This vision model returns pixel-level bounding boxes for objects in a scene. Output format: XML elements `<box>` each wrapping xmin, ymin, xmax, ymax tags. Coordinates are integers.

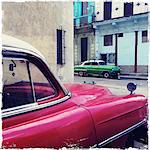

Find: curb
<box><xmin>120</xmin><ymin>73</ymin><xmax>148</xmax><ymax>77</ymax></box>
<box><xmin>119</xmin><ymin>76</ymin><xmax>148</xmax><ymax>80</ymax></box>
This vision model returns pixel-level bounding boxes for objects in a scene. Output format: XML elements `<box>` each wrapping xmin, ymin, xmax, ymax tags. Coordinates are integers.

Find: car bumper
<box><xmin>110</xmin><ymin>71</ymin><xmax>120</xmax><ymax>77</ymax></box>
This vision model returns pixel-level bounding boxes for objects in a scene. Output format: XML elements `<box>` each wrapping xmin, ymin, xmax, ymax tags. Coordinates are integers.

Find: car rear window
<box><xmin>2</xmin><ymin>58</ymin><xmax>56</xmax><ymax>109</ymax></box>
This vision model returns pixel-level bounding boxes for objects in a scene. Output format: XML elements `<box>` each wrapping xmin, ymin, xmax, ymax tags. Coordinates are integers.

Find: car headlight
<box><xmin>111</xmin><ymin>68</ymin><xmax>116</xmax><ymax>71</ymax></box>
<box><xmin>112</xmin><ymin>67</ymin><xmax>120</xmax><ymax>71</ymax></box>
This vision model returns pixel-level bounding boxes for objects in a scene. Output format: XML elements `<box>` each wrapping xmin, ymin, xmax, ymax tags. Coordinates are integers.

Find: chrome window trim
<box><xmin>28</xmin><ymin>58</ymin><xmax>58</xmax><ymax>102</ymax></box>
<box><xmin>2</xmin><ymin>103</ymin><xmax>38</xmax><ymax>118</ymax></box>
<box><xmin>2</xmin><ymin>57</ymin><xmax>36</xmax><ymax>108</ymax></box>
<box><xmin>3</xmin><ymin>57</ymin><xmax>27</xmax><ymax>61</ymax></box>
<box><xmin>2</xmin><ymin>103</ymin><xmax>37</xmax><ymax>113</ymax></box>
<box><xmin>2</xmin><ymin>92</ymin><xmax>71</xmax><ymax>118</ymax></box>
<box><xmin>92</xmin><ymin>118</ymin><xmax>147</xmax><ymax>148</ymax></box>
<box><xmin>36</xmin><ymin>95</ymin><xmax>56</xmax><ymax>102</ymax></box>
<box><xmin>2</xmin><ymin>57</ymin><xmax>59</xmax><ymax>110</ymax></box>
<box><xmin>27</xmin><ymin>62</ymin><xmax>36</xmax><ymax>103</ymax></box>
<box><xmin>3</xmin><ymin>57</ymin><xmax>57</xmax><ymax>102</ymax></box>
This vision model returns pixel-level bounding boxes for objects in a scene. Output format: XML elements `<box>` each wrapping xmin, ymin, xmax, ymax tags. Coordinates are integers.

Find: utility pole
<box><xmin>115</xmin><ymin>34</ymin><xmax>118</xmax><ymax>66</ymax></box>
<box><xmin>134</xmin><ymin>31</ymin><xmax>138</xmax><ymax>73</ymax></box>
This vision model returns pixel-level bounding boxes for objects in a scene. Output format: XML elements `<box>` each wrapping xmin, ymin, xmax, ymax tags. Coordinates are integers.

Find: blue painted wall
<box><xmin>95</xmin><ymin>13</ymin><xmax>149</xmax><ymax>69</ymax></box>
<box><xmin>74</xmin><ymin>1</ymin><xmax>95</xmax><ymax>26</ymax></box>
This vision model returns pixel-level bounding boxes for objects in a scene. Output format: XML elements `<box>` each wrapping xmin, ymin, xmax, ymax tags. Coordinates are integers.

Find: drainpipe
<box><xmin>115</xmin><ymin>34</ymin><xmax>118</xmax><ymax>66</ymax></box>
<box><xmin>134</xmin><ymin>31</ymin><xmax>138</xmax><ymax>73</ymax></box>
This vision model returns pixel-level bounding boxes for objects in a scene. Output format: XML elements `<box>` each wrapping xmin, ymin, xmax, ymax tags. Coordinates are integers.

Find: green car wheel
<box><xmin>78</xmin><ymin>71</ymin><xmax>84</xmax><ymax>77</ymax></box>
<box><xmin>78</xmin><ymin>71</ymin><xmax>88</xmax><ymax>77</ymax></box>
<box><xmin>103</xmin><ymin>72</ymin><xmax>110</xmax><ymax>78</ymax></box>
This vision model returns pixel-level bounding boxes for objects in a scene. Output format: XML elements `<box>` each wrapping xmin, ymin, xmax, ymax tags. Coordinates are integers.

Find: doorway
<box><xmin>101</xmin><ymin>54</ymin><xmax>107</xmax><ymax>64</ymax></box>
<box><xmin>81</xmin><ymin>37</ymin><xmax>88</xmax><ymax>62</ymax></box>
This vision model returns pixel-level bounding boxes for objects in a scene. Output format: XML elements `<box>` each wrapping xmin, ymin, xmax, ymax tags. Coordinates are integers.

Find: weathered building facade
<box><xmin>2</xmin><ymin>2</ymin><xmax>74</xmax><ymax>82</ymax></box>
<box><xmin>74</xmin><ymin>1</ymin><xmax>96</xmax><ymax>65</ymax></box>
<box><xmin>94</xmin><ymin>1</ymin><xmax>149</xmax><ymax>73</ymax></box>
<box><xmin>74</xmin><ymin>1</ymin><xmax>149</xmax><ymax>73</ymax></box>
<box><xmin>94</xmin><ymin>12</ymin><xmax>149</xmax><ymax>73</ymax></box>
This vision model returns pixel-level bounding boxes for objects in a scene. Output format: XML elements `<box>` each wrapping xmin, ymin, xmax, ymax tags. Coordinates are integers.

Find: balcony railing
<box><xmin>74</xmin><ymin>14</ymin><xmax>95</xmax><ymax>27</ymax></box>
<box><xmin>80</xmin><ymin>16</ymin><xmax>88</xmax><ymax>26</ymax></box>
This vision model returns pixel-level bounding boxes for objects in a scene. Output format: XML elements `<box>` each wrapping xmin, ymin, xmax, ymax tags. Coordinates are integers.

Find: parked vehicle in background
<box><xmin>74</xmin><ymin>60</ymin><xmax>120</xmax><ymax>79</ymax></box>
<box><xmin>2</xmin><ymin>35</ymin><xmax>147</xmax><ymax>149</ymax></box>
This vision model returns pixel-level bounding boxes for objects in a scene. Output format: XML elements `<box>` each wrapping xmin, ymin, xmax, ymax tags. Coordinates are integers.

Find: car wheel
<box><xmin>125</xmin><ymin>126</ymin><xmax>148</xmax><ymax>148</ymax></box>
<box><xmin>78</xmin><ymin>71</ymin><xmax>84</xmax><ymax>77</ymax></box>
<box><xmin>113</xmin><ymin>75</ymin><xmax>119</xmax><ymax>79</ymax></box>
<box><xmin>103</xmin><ymin>72</ymin><xmax>110</xmax><ymax>78</ymax></box>
<box><xmin>125</xmin><ymin>133</ymin><xmax>135</xmax><ymax>148</ymax></box>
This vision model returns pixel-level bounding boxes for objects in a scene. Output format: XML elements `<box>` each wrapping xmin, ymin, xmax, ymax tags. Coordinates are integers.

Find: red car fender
<box><xmin>3</xmin><ymin>104</ymin><xmax>96</xmax><ymax>148</ymax></box>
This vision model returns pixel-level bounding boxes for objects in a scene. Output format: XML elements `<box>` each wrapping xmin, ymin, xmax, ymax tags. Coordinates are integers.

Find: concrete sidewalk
<box><xmin>119</xmin><ymin>73</ymin><xmax>148</xmax><ymax>80</ymax></box>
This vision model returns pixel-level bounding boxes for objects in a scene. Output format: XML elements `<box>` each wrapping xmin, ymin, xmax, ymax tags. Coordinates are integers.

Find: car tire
<box><xmin>125</xmin><ymin>126</ymin><xmax>148</xmax><ymax>148</ymax></box>
<box><xmin>78</xmin><ymin>71</ymin><xmax>84</xmax><ymax>77</ymax></box>
<box><xmin>103</xmin><ymin>72</ymin><xmax>110</xmax><ymax>78</ymax></box>
<box><xmin>113</xmin><ymin>75</ymin><xmax>119</xmax><ymax>79</ymax></box>
<box><xmin>125</xmin><ymin>133</ymin><xmax>135</xmax><ymax>148</ymax></box>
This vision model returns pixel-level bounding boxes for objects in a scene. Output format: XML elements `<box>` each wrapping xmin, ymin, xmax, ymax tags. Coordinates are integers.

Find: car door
<box><xmin>79</xmin><ymin>62</ymin><xmax>91</xmax><ymax>74</ymax></box>
<box><xmin>86</xmin><ymin>96</ymin><xmax>147</xmax><ymax>148</ymax></box>
<box><xmin>89</xmin><ymin>62</ymin><xmax>100</xmax><ymax>75</ymax></box>
<box><xmin>2</xmin><ymin>50</ymin><xmax>96</xmax><ymax>148</ymax></box>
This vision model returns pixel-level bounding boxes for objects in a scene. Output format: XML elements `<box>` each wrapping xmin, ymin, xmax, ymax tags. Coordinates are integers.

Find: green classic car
<box><xmin>74</xmin><ymin>60</ymin><xmax>120</xmax><ymax>79</ymax></box>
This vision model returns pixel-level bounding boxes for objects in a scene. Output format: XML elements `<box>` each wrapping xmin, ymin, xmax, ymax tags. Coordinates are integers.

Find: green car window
<box><xmin>91</xmin><ymin>62</ymin><xmax>98</xmax><ymax>66</ymax></box>
<box><xmin>84</xmin><ymin>62</ymin><xmax>91</xmax><ymax>65</ymax></box>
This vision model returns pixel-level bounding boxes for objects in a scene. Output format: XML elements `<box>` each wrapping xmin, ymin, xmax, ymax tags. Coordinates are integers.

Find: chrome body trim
<box><xmin>2</xmin><ymin>103</ymin><xmax>38</xmax><ymax>118</ymax></box>
<box><xmin>27</xmin><ymin>62</ymin><xmax>36</xmax><ymax>103</ymax></box>
<box><xmin>2</xmin><ymin>93</ymin><xmax>71</xmax><ymax>118</ymax></box>
<box><xmin>93</xmin><ymin>118</ymin><xmax>146</xmax><ymax>148</ymax></box>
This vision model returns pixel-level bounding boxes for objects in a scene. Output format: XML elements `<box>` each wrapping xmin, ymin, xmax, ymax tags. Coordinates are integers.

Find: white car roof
<box><xmin>2</xmin><ymin>34</ymin><xmax>69</xmax><ymax>97</ymax></box>
<box><xmin>83</xmin><ymin>60</ymin><xmax>105</xmax><ymax>63</ymax></box>
<box><xmin>2</xmin><ymin>34</ymin><xmax>45</xmax><ymax>60</ymax></box>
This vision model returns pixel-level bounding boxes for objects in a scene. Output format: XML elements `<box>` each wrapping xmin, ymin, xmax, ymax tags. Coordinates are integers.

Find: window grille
<box><xmin>142</xmin><ymin>30</ymin><xmax>148</xmax><ymax>43</ymax></box>
<box><xmin>104</xmin><ymin>35</ymin><xmax>113</xmax><ymax>46</ymax></box>
<box><xmin>57</xmin><ymin>29</ymin><xmax>66</xmax><ymax>64</ymax></box>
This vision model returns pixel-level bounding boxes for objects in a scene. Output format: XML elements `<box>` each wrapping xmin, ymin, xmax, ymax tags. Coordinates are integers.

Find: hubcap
<box><xmin>104</xmin><ymin>72</ymin><xmax>109</xmax><ymax>78</ymax></box>
<box><xmin>79</xmin><ymin>72</ymin><xmax>84</xmax><ymax>76</ymax></box>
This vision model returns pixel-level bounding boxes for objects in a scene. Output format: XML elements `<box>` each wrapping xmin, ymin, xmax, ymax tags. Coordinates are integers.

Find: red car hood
<box><xmin>64</xmin><ymin>83</ymin><xmax>114</xmax><ymax>105</ymax></box>
<box><xmin>64</xmin><ymin>83</ymin><xmax>112</xmax><ymax>96</ymax></box>
<box><xmin>63</xmin><ymin>84</ymin><xmax>147</xmax><ymax>147</ymax></box>
<box><xmin>64</xmin><ymin>83</ymin><xmax>147</xmax><ymax>107</ymax></box>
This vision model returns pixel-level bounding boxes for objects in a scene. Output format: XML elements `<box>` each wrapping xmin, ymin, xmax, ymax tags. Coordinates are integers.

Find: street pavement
<box><xmin>74</xmin><ymin>76</ymin><xmax>148</xmax><ymax>97</ymax></box>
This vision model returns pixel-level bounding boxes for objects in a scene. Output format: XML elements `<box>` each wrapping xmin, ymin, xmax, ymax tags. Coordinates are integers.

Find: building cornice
<box><xmin>93</xmin><ymin>12</ymin><xmax>149</xmax><ymax>27</ymax></box>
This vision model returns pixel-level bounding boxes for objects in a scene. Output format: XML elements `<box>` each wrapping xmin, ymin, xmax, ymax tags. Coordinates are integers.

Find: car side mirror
<box><xmin>127</xmin><ymin>82</ymin><xmax>137</xmax><ymax>95</ymax></box>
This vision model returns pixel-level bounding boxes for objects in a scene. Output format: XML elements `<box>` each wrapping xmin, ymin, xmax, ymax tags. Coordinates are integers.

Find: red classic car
<box><xmin>2</xmin><ymin>35</ymin><xmax>147</xmax><ymax>148</ymax></box>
